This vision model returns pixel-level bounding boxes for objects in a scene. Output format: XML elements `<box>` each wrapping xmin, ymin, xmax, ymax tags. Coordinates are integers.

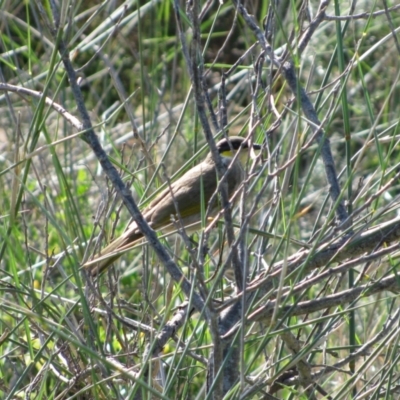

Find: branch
<box><xmin>248</xmin><ymin>216</ymin><xmax>400</xmax><ymax>296</ymax></box>
<box><xmin>231</xmin><ymin>0</ymin><xmax>349</xmax><ymax>228</ymax></box>
<box><xmin>249</xmin><ymin>274</ymin><xmax>400</xmax><ymax>322</ymax></box>
<box><xmin>46</xmin><ymin>1</ymin><xmax>207</xmax><ymax>316</ymax></box>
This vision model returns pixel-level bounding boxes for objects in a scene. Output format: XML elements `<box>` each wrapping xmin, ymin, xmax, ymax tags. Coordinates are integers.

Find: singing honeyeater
<box><xmin>84</xmin><ymin>136</ymin><xmax>261</xmax><ymax>275</ymax></box>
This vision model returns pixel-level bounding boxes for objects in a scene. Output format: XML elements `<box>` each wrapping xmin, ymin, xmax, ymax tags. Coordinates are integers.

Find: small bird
<box><xmin>84</xmin><ymin>136</ymin><xmax>261</xmax><ymax>275</ymax></box>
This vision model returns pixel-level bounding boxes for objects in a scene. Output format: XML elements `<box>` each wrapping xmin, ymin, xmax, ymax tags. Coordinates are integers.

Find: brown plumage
<box><xmin>83</xmin><ymin>136</ymin><xmax>260</xmax><ymax>275</ymax></box>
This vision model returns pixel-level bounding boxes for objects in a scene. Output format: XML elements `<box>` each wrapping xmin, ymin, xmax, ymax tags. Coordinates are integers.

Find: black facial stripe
<box><xmin>216</xmin><ymin>136</ymin><xmax>245</xmax><ymax>153</ymax></box>
<box><xmin>216</xmin><ymin>136</ymin><xmax>261</xmax><ymax>153</ymax></box>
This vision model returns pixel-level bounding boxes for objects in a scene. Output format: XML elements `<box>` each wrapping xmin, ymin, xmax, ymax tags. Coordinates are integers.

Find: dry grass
<box><xmin>1</xmin><ymin>0</ymin><xmax>400</xmax><ymax>399</ymax></box>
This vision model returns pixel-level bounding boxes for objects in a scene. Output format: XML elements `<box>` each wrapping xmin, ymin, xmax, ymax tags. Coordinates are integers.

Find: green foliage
<box><xmin>1</xmin><ymin>0</ymin><xmax>400</xmax><ymax>399</ymax></box>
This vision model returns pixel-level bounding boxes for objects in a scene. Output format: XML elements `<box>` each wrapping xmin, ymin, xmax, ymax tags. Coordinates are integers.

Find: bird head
<box><xmin>216</xmin><ymin>136</ymin><xmax>262</xmax><ymax>165</ymax></box>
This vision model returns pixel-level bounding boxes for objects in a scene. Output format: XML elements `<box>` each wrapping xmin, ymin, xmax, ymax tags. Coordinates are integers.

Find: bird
<box><xmin>83</xmin><ymin>136</ymin><xmax>261</xmax><ymax>275</ymax></box>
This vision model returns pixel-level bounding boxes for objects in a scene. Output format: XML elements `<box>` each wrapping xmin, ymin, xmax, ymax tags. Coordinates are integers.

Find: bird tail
<box><xmin>83</xmin><ymin>228</ymin><xmax>143</xmax><ymax>276</ymax></box>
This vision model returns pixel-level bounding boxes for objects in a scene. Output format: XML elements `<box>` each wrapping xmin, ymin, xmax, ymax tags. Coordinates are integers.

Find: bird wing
<box><xmin>144</xmin><ymin>161</ymin><xmax>219</xmax><ymax>228</ymax></box>
<box><xmin>84</xmin><ymin>159</ymin><xmax>244</xmax><ymax>275</ymax></box>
